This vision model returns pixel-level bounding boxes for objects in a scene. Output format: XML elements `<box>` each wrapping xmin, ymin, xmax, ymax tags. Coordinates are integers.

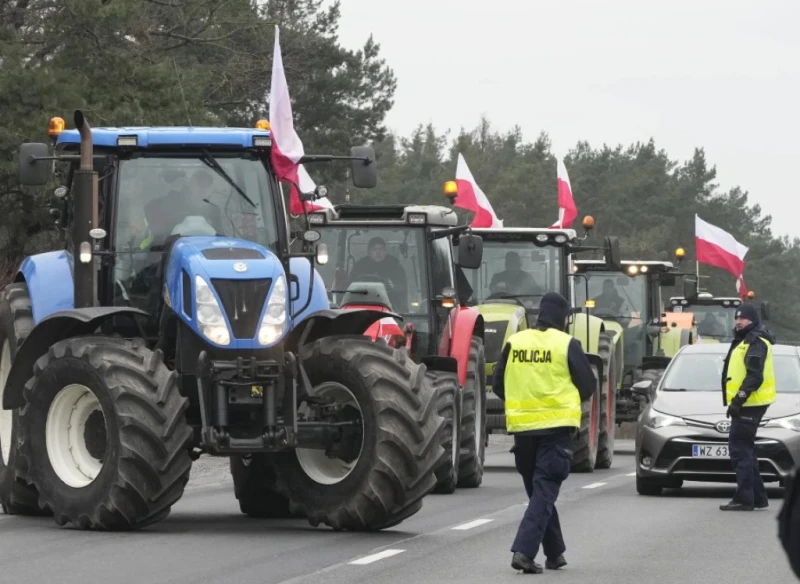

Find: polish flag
<box><xmin>454</xmin><ymin>153</ymin><xmax>503</xmax><ymax>228</ymax></box>
<box><xmin>269</xmin><ymin>26</ymin><xmax>333</xmax><ymax>215</ymax></box>
<box><xmin>695</xmin><ymin>214</ymin><xmax>749</xmax><ymax>299</ymax></box>
<box><xmin>549</xmin><ymin>157</ymin><xmax>578</xmax><ymax>229</ymax></box>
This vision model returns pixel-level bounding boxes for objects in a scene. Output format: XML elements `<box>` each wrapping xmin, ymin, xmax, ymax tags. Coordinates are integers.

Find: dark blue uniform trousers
<box><xmin>511</xmin><ymin>429</ymin><xmax>572</xmax><ymax>560</ymax></box>
<box><xmin>729</xmin><ymin>405</ymin><xmax>769</xmax><ymax>506</ymax></box>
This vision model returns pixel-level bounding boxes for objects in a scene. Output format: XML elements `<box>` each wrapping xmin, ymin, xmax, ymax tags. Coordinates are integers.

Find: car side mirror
<box><xmin>632</xmin><ymin>379</ymin><xmax>654</xmax><ymax>397</ymax></box>
<box><xmin>456</xmin><ymin>233</ymin><xmax>483</xmax><ymax>269</ymax></box>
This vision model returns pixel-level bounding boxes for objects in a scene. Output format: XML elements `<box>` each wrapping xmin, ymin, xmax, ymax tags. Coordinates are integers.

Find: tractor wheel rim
<box><xmin>295</xmin><ymin>383</ymin><xmax>363</xmax><ymax>486</ymax></box>
<box><xmin>0</xmin><ymin>341</ymin><xmax>11</xmax><ymax>466</ymax></box>
<box><xmin>46</xmin><ymin>384</ymin><xmax>107</xmax><ymax>488</ymax></box>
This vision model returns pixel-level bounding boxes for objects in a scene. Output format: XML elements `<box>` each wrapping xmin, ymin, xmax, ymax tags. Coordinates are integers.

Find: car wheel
<box><xmin>636</xmin><ymin>474</ymin><xmax>663</xmax><ymax>496</ymax></box>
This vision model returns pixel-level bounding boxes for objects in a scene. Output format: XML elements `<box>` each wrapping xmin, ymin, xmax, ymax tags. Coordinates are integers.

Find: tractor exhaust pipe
<box><xmin>72</xmin><ymin>109</ymin><xmax>98</xmax><ymax>308</ymax></box>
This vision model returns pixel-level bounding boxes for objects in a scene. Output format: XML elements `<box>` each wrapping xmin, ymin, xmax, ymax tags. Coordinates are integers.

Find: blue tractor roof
<box><xmin>55</xmin><ymin>126</ymin><xmax>272</xmax><ymax>149</ymax></box>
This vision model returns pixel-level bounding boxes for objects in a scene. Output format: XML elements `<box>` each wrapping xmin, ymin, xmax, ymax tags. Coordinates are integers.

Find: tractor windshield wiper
<box><xmin>200</xmin><ymin>149</ymin><xmax>256</xmax><ymax>208</ymax></box>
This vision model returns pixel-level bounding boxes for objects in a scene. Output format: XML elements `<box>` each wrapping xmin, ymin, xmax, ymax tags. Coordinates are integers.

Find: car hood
<box><xmin>652</xmin><ymin>391</ymin><xmax>800</xmax><ymax>421</ymax></box>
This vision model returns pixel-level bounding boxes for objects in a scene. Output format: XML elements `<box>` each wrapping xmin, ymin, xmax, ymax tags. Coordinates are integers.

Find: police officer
<box><xmin>720</xmin><ymin>302</ymin><xmax>777</xmax><ymax>511</ymax></box>
<box><xmin>492</xmin><ymin>292</ymin><xmax>597</xmax><ymax>574</ymax></box>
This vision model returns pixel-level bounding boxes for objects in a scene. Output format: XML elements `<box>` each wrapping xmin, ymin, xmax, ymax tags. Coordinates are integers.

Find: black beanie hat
<box><xmin>735</xmin><ymin>303</ymin><xmax>759</xmax><ymax>324</ymax></box>
<box><xmin>538</xmin><ymin>292</ymin><xmax>571</xmax><ymax>328</ymax></box>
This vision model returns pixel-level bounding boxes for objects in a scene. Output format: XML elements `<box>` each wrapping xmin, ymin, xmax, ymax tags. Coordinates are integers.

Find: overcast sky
<box><xmin>334</xmin><ymin>0</ymin><xmax>800</xmax><ymax>242</ymax></box>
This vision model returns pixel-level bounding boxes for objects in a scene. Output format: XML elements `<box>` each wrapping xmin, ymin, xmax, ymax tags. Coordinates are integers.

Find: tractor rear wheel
<box><xmin>272</xmin><ymin>335</ymin><xmax>444</xmax><ymax>531</ymax></box>
<box><xmin>0</xmin><ymin>283</ymin><xmax>47</xmax><ymax>516</ymax></box>
<box><xmin>457</xmin><ymin>336</ymin><xmax>487</xmax><ymax>488</ymax></box>
<box><xmin>596</xmin><ymin>332</ymin><xmax>618</xmax><ymax>469</ymax></box>
<box><xmin>432</xmin><ymin>371</ymin><xmax>461</xmax><ymax>494</ymax></box>
<box><xmin>230</xmin><ymin>454</ymin><xmax>299</xmax><ymax>518</ymax></box>
<box><xmin>19</xmin><ymin>335</ymin><xmax>193</xmax><ymax>530</ymax></box>
<box><xmin>571</xmin><ymin>362</ymin><xmax>601</xmax><ymax>472</ymax></box>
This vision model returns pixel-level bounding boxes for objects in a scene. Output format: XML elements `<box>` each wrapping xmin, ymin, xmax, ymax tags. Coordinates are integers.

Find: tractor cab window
<box><xmin>465</xmin><ymin>242</ymin><xmax>562</xmax><ymax>309</ymax></box>
<box><xmin>686</xmin><ymin>305</ymin><xmax>735</xmax><ymax>338</ymax></box>
<box><xmin>112</xmin><ymin>154</ymin><xmax>279</xmax><ymax>327</ymax></box>
<box><xmin>574</xmin><ymin>271</ymin><xmax>648</xmax><ymax>366</ymax></box>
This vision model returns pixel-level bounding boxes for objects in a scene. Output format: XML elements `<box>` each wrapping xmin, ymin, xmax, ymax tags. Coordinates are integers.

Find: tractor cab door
<box><xmin>428</xmin><ymin>236</ymin><xmax>458</xmax><ymax>360</ymax></box>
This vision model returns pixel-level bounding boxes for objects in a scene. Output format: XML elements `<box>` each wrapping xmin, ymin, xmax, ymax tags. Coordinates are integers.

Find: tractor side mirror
<box><xmin>350</xmin><ymin>146</ymin><xmax>377</xmax><ymax>189</ymax></box>
<box><xmin>660</xmin><ymin>274</ymin><xmax>676</xmax><ymax>287</ymax></box>
<box><xmin>682</xmin><ymin>276</ymin><xmax>699</xmax><ymax>303</ymax></box>
<box><xmin>604</xmin><ymin>236</ymin><xmax>622</xmax><ymax>272</ymax></box>
<box><xmin>18</xmin><ymin>143</ymin><xmax>52</xmax><ymax>186</ymax></box>
<box><xmin>632</xmin><ymin>379</ymin><xmax>654</xmax><ymax>398</ymax></box>
<box><xmin>761</xmin><ymin>301</ymin><xmax>771</xmax><ymax>322</ymax></box>
<box><xmin>456</xmin><ymin>234</ymin><xmax>483</xmax><ymax>269</ymax></box>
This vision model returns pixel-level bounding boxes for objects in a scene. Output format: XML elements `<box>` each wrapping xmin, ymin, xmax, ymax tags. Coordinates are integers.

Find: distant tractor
<box><xmin>572</xmin><ymin>250</ymin><xmax>698</xmax><ymax>423</ymax></box>
<box><xmin>668</xmin><ymin>278</ymin><xmax>770</xmax><ymax>343</ymax></box>
<box><xmin>455</xmin><ymin>215</ymin><xmax>623</xmax><ymax>472</ymax></box>
<box><xmin>306</xmin><ymin>203</ymin><xmax>488</xmax><ymax>493</ymax></box>
<box><xmin>0</xmin><ymin>112</ymin><xmax>446</xmax><ymax>531</ymax></box>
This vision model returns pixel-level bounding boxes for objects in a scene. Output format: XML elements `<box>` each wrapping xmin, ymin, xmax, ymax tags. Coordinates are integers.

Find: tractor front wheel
<box><xmin>571</xmin><ymin>362</ymin><xmax>601</xmax><ymax>472</ymax></box>
<box><xmin>272</xmin><ymin>335</ymin><xmax>444</xmax><ymax>531</ymax></box>
<box><xmin>0</xmin><ymin>283</ymin><xmax>47</xmax><ymax>516</ymax></box>
<box><xmin>432</xmin><ymin>371</ymin><xmax>462</xmax><ymax>494</ymax></box>
<box><xmin>457</xmin><ymin>336</ymin><xmax>487</xmax><ymax>488</ymax></box>
<box><xmin>19</xmin><ymin>336</ymin><xmax>193</xmax><ymax>530</ymax></box>
<box><xmin>596</xmin><ymin>331</ymin><xmax>618</xmax><ymax>469</ymax></box>
<box><xmin>230</xmin><ymin>454</ymin><xmax>300</xmax><ymax>518</ymax></box>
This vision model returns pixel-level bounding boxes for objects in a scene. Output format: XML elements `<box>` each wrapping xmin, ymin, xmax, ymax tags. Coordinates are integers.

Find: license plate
<box><xmin>692</xmin><ymin>443</ymin><xmax>729</xmax><ymax>458</ymax></box>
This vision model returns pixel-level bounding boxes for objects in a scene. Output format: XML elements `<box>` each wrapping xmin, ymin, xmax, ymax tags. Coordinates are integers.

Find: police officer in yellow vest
<box><xmin>720</xmin><ymin>302</ymin><xmax>776</xmax><ymax>511</ymax></box>
<box><xmin>492</xmin><ymin>292</ymin><xmax>597</xmax><ymax>574</ymax></box>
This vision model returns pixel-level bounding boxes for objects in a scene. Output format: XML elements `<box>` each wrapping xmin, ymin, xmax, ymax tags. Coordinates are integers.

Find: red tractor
<box><xmin>306</xmin><ymin>203</ymin><xmax>487</xmax><ymax>493</ymax></box>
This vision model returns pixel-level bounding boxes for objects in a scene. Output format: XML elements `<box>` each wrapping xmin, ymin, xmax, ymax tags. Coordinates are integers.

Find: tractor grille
<box><xmin>211</xmin><ymin>278</ymin><xmax>272</xmax><ymax>339</ymax></box>
<box><xmin>483</xmin><ymin>322</ymin><xmax>510</xmax><ymax>363</ymax></box>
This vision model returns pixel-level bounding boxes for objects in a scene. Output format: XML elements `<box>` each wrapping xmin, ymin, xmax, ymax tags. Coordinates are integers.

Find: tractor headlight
<box><xmin>195</xmin><ymin>275</ymin><xmax>231</xmax><ymax>346</ymax></box>
<box><xmin>259</xmin><ymin>274</ymin><xmax>287</xmax><ymax>345</ymax></box>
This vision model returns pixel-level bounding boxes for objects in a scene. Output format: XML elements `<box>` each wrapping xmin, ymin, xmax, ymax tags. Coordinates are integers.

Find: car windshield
<box><xmin>574</xmin><ymin>270</ymin><xmax>648</xmax><ymax>366</ymax></box>
<box><xmin>314</xmin><ymin>225</ymin><xmax>430</xmax><ymax>316</ymax></box>
<box><xmin>661</xmin><ymin>352</ymin><xmax>800</xmax><ymax>393</ymax></box>
<box><xmin>464</xmin><ymin>242</ymin><xmax>563</xmax><ymax>308</ymax></box>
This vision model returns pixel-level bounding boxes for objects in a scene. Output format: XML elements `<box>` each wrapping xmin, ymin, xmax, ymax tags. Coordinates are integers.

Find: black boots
<box><xmin>512</xmin><ymin>552</ymin><xmax>567</xmax><ymax>573</ymax></box>
<box><xmin>720</xmin><ymin>500</ymin><xmax>754</xmax><ymax>511</ymax></box>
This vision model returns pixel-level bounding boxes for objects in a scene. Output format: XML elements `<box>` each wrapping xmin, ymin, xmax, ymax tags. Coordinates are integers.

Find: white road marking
<box><xmin>627</xmin><ymin>472</ymin><xmax>636</xmax><ymax>476</ymax></box>
<box><xmin>582</xmin><ymin>482</ymin><xmax>607</xmax><ymax>489</ymax></box>
<box><xmin>451</xmin><ymin>518</ymin><xmax>494</xmax><ymax>530</ymax></box>
<box><xmin>349</xmin><ymin>550</ymin><xmax>405</xmax><ymax>565</ymax></box>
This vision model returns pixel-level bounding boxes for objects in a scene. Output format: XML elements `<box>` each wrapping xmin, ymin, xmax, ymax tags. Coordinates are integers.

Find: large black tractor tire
<box><xmin>571</xmin><ymin>362</ymin><xmax>601</xmax><ymax>473</ymax></box>
<box><xmin>595</xmin><ymin>332</ymin><xmax>618</xmax><ymax>470</ymax></box>
<box><xmin>0</xmin><ymin>283</ymin><xmax>48</xmax><ymax>516</ymax></box>
<box><xmin>19</xmin><ymin>335</ymin><xmax>194</xmax><ymax>530</ymax></box>
<box><xmin>431</xmin><ymin>371</ymin><xmax>462</xmax><ymax>494</ymax></box>
<box><xmin>457</xmin><ymin>336</ymin><xmax>487</xmax><ymax>488</ymax></box>
<box><xmin>271</xmin><ymin>335</ymin><xmax>445</xmax><ymax>531</ymax></box>
<box><xmin>230</xmin><ymin>454</ymin><xmax>299</xmax><ymax>518</ymax></box>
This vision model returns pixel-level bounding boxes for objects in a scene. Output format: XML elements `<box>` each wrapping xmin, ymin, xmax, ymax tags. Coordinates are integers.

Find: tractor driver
<box><xmin>350</xmin><ymin>237</ymin><xmax>409</xmax><ymax>311</ymax></box>
<box><xmin>490</xmin><ymin>252</ymin><xmax>541</xmax><ymax>297</ymax></box>
<box><xmin>592</xmin><ymin>278</ymin><xmax>624</xmax><ymax>314</ymax></box>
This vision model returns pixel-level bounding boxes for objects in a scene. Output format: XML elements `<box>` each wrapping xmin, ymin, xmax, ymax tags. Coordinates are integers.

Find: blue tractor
<box><xmin>0</xmin><ymin>111</ymin><xmax>445</xmax><ymax>531</ymax></box>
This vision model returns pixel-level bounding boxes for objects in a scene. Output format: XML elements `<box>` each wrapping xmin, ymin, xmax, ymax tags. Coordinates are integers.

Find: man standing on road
<box><xmin>720</xmin><ymin>303</ymin><xmax>776</xmax><ymax>511</ymax></box>
<box><xmin>492</xmin><ymin>292</ymin><xmax>597</xmax><ymax>574</ymax></box>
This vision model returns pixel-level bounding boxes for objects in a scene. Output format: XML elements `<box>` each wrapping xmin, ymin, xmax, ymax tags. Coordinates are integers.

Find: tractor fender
<box><xmin>16</xmin><ymin>251</ymin><xmax>75</xmax><ymax>324</ymax></box>
<box><xmin>420</xmin><ymin>355</ymin><xmax>459</xmax><ymax>375</ymax></box>
<box><xmin>447</xmin><ymin>307</ymin><xmax>484</xmax><ymax>387</ymax></box>
<box><xmin>585</xmin><ymin>353</ymin><xmax>604</xmax><ymax>391</ymax></box>
<box><xmin>2</xmin><ymin>306</ymin><xmax>149</xmax><ymax>410</ymax></box>
<box><xmin>284</xmin><ymin>308</ymin><xmax>402</xmax><ymax>352</ymax></box>
<box><xmin>569</xmin><ymin>312</ymin><xmax>605</xmax><ymax>355</ymax></box>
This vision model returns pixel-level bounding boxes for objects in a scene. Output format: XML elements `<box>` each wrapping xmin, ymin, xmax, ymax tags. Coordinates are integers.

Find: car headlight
<box><xmin>259</xmin><ymin>274</ymin><xmax>286</xmax><ymax>345</ymax></box>
<box><xmin>645</xmin><ymin>408</ymin><xmax>686</xmax><ymax>429</ymax></box>
<box><xmin>766</xmin><ymin>414</ymin><xmax>800</xmax><ymax>432</ymax></box>
<box><xmin>195</xmin><ymin>275</ymin><xmax>231</xmax><ymax>346</ymax></box>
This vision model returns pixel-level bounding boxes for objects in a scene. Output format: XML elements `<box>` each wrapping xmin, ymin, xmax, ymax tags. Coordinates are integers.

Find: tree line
<box><xmin>1</xmin><ymin>0</ymin><xmax>797</xmax><ymax>338</ymax></box>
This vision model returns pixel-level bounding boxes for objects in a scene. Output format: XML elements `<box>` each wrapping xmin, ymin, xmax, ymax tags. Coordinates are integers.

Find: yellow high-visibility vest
<box><xmin>726</xmin><ymin>336</ymin><xmax>776</xmax><ymax>407</ymax></box>
<box><xmin>503</xmin><ymin>327</ymin><xmax>582</xmax><ymax>432</ymax></box>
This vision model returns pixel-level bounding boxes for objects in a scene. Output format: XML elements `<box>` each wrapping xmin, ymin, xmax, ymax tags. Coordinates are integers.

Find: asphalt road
<box><xmin>1</xmin><ymin>437</ymin><xmax>797</xmax><ymax>584</ymax></box>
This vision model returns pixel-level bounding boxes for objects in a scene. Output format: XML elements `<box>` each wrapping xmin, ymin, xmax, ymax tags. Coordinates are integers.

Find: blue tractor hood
<box><xmin>164</xmin><ymin>236</ymin><xmax>287</xmax><ymax>351</ymax></box>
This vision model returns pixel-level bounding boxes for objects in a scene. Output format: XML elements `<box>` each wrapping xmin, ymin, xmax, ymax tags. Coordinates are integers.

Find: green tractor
<box><xmin>572</xmin><ymin>250</ymin><xmax>698</xmax><ymax>426</ymax></box>
<box><xmin>668</xmin><ymin>278</ymin><xmax>770</xmax><ymax>344</ymax></box>
<box><xmin>456</xmin><ymin>216</ymin><xmax>624</xmax><ymax>472</ymax></box>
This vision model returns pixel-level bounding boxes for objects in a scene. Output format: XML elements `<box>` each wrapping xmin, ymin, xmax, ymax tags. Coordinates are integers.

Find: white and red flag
<box><xmin>454</xmin><ymin>153</ymin><xmax>503</xmax><ymax>228</ymax></box>
<box><xmin>694</xmin><ymin>214</ymin><xmax>749</xmax><ymax>299</ymax></box>
<box><xmin>269</xmin><ymin>25</ymin><xmax>332</xmax><ymax>215</ymax></box>
<box><xmin>550</xmin><ymin>157</ymin><xmax>578</xmax><ymax>229</ymax></box>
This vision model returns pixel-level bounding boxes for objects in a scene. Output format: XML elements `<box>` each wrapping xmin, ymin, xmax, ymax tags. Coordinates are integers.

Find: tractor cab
<box><xmin>306</xmin><ymin>204</ymin><xmax>483</xmax><ymax>363</ymax></box>
<box><xmin>668</xmin><ymin>292</ymin><xmax>741</xmax><ymax>342</ymax></box>
<box><xmin>572</xmin><ymin>255</ymin><xmax>695</xmax><ymax>389</ymax></box>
